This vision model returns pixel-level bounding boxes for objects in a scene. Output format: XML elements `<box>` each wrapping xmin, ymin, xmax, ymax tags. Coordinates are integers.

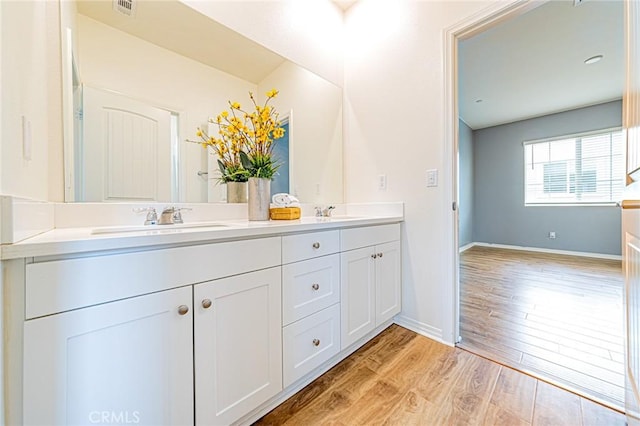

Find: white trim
<box><xmin>522</xmin><ymin>126</ymin><xmax>623</xmax><ymax>146</ymax></box>
<box><xmin>393</xmin><ymin>316</ymin><xmax>452</xmax><ymax>347</ymax></box>
<box><xmin>472</xmin><ymin>241</ymin><xmax>622</xmax><ymax>260</ymax></box>
<box><xmin>459</xmin><ymin>242</ymin><xmax>476</xmax><ymax>253</ymax></box>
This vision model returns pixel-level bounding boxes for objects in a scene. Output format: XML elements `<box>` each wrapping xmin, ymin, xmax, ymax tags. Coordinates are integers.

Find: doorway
<box><xmin>448</xmin><ymin>2</ymin><xmax>623</xmax><ymax>408</ymax></box>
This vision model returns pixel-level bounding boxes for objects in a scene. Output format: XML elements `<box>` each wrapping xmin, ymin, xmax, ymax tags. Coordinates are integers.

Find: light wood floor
<box><xmin>459</xmin><ymin>246</ymin><xmax>624</xmax><ymax>412</ymax></box>
<box><xmin>255</xmin><ymin>325</ymin><xmax>624</xmax><ymax>425</ymax></box>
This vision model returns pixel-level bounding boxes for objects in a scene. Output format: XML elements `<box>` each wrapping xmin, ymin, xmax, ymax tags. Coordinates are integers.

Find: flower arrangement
<box><xmin>189</xmin><ymin>89</ymin><xmax>285</xmax><ymax>182</ymax></box>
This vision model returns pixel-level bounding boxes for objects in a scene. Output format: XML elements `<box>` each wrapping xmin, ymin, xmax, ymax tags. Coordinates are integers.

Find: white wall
<box><xmin>343</xmin><ymin>1</ymin><xmax>494</xmax><ymax>343</ymax></box>
<box><xmin>259</xmin><ymin>61</ymin><xmax>343</xmax><ymax>203</ymax></box>
<box><xmin>181</xmin><ymin>0</ymin><xmax>344</xmax><ymax>88</ymax></box>
<box><xmin>76</xmin><ymin>15</ymin><xmax>257</xmax><ymax>202</ymax></box>
<box><xmin>1</xmin><ymin>1</ymin><xmax>55</xmax><ymax>202</ymax></box>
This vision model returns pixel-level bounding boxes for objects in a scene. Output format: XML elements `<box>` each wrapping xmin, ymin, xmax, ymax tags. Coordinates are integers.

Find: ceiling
<box><xmin>77</xmin><ymin>0</ymin><xmax>286</xmax><ymax>84</ymax></box>
<box><xmin>459</xmin><ymin>0</ymin><xmax>624</xmax><ymax>130</ymax></box>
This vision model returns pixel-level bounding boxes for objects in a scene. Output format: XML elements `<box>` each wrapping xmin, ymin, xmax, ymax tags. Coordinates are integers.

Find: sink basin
<box><xmin>299</xmin><ymin>216</ymin><xmax>363</xmax><ymax>223</ymax></box>
<box><xmin>91</xmin><ymin>222</ymin><xmax>229</xmax><ymax>235</ymax></box>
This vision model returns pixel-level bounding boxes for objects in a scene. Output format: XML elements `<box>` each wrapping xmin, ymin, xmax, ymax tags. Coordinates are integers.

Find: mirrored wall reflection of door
<box><xmin>81</xmin><ymin>86</ymin><xmax>175</xmax><ymax>202</ymax></box>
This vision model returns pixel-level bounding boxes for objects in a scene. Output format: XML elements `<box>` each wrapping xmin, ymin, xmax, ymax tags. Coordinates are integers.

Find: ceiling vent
<box><xmin>113</xmin><ymin>0</ymin><xmax>136</xmax><ymax>17</ymax></box>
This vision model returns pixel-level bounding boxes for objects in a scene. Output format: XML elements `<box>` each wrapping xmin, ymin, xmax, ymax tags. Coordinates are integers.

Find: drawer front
<box><xmin>282</xmin><ymin>254</ymin><xmax>340</xmax><ymax>325</ymax></box>
<box><xmin>340</xmin><ymin>223</ymin><xmax>400</xmax><ymax>252</ymax></box>
<box><xmin>282</xmin><ymin>230</ymin><xmax>340</xmax><ymax>264</ymax></box>
<box><xmin>282</xmin><ymin>303</ymin><xmax>340</xmax><ymax>388</ymax></box>
<box><xmin>25</xmin><ymin>237</ymin><xmax>281</xmax><ymax>319</ymax></box>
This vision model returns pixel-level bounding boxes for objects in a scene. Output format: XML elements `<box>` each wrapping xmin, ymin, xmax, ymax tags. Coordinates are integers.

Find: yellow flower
<box><xmin>221</xmin><ymin>111</ymin><xmax>229</xmax><ymax>118</ymax></box>
<box><xmin>231</xmin><ymin>102</ymin><xmax>241</xmax><ymax>109</ymax></box>
<box><xmin>266</xmin><ymin>89</ymin><xmax>279</xmax><ymax>98</ymax></box>
<box><xmin>196</xmin><ymin>128</ymin><xmax>203</xmax><ymax>137</ymax></box>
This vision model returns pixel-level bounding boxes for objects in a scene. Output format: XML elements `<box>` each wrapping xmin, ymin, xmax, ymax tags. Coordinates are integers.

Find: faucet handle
<box><xmin>133</xmin><ymin>207</ymin><xmax>158</xmax><ymax>225</ymax></box>
<box><xmin>172</xmin><ymin>207</ymin><xmax>192</xmax><ymax>224</ymax></box>
<box><xmin>315</xmin><ymin>206</ymin><xmax>323</xmax><ymax>217</ymax></box>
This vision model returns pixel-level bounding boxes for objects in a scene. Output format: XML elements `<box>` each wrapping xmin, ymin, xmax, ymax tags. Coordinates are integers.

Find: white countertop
<box><xmin>1</xmin><ymin>215</ymin><xmax>403</xmax><ymax>260</ymax></box>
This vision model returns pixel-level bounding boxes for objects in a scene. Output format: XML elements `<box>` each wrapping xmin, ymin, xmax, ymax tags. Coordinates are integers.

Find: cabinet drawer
<box><xmin>282</xmin><ymin>254</ymin><xmax>340</xmax><ymax>325</ymax></box>
<box><xmin>341</xmin><ymin>223</ymin><xmax>400</xmax><ymax>252</ymax></box>
<box><xmin>25</xmin><ymin>237</ymin><xmax>281</xmax><ymax>319</ymax></box>
<box><xmin>282</xmin><ymin>230</ymin><xmax>340</xmax><ymax>264</ymax></box>
<box><xmin>283</xmin><ymin>303</ymin><xmax>340</xmax><ymax>387</ymax></box>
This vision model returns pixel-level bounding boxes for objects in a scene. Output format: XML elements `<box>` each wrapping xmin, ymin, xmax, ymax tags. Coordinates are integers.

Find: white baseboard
<box><xmin>459</xmin><ymin>242</ymin><xmax>475</xmax><ymax>253</ymax></box>
<box><xmin>393</xmin><ymin>315</ymin><xmax>454</xmax><ymax>347</ymax></box>
<box><xmin>471</xmin><ymin>242</ymin><xmax>622</xmax><ymax>261</ymax></box>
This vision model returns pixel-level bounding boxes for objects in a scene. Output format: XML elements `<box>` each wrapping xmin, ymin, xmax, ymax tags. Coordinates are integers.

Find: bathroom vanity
<box><xmin>1</xmin><ymin>206</ymin><xmax>402</xmax><ymax>425</ymax></box>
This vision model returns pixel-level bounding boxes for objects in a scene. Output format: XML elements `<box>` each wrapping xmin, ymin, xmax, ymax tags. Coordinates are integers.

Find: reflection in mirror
<box><xmin>61</xmin><ymin>0</ymin><xmax>343</xmax><ymax>204</ymax></box>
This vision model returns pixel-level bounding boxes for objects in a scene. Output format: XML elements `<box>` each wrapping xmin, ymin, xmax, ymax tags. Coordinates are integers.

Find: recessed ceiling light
<box><xmin>584</xmin><ymin>55</ymin><xmax>603</xmax><ymax>65</ymax></box>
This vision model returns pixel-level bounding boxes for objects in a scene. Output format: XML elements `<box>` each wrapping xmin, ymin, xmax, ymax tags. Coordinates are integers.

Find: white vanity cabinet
<box><xmin>23</xmin><ymin>286</ymin><xmax>194</xmax><ymax>426</ymax></box>
<box><xmin>281</xmin><ymin>231</ymin><xmax>341</xmax><ymax>387</ymax></box>
<box><xmin>20</xmin><ymin>236</ymin><xmax>282</xmax><ymax>426</ymax></box>
<box><xmin>340</xmin><ymin>224</ymin><xmax>401</xmax><ymax>349</ymax></box>
<box><xmin>194</xmin><ymin>267</ymin><xmax>282</xmax><ymax>425</ymax></box>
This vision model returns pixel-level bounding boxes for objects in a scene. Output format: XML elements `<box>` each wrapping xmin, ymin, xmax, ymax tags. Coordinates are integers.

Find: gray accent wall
<box><xmin>459</xmin><ymin>119</ymin><xmax>474</xmax><ymax>248</ymax></box>
<box><xmin>473</xmin><ymin>100</ymin><xmax>622</xmax><ymax>256</ymax></box>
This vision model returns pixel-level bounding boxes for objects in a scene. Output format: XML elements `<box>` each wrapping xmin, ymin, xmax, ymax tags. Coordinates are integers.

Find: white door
<box><xmin>82</xmin><ymin>86</ymin><xmax>172</xmax><ymax>202</ymax></box>
<box><xmin>625</xmin><ymin>0</ymin><xmax>640</xmax><ymax>424</ymax></box>
<box><xmin>375</xmin><ymin>240</ymin><xmax>402</xmax><ymax>326</ymax></box>
<box><xmin>23</xmin><ymin>286</ymin><xmax>194</xmax><ymax>426</ymax></box>
<box><xmin>340</xmin><ymin>246</ymin><xmax>376</xmax><ymax>349</ymax></box>
<box><xmin>194</xmin><ymin>267</ymin><xmax>282</xmax><ymax>425</ymax></box>
<box><xmin>625</xmin><ymin>218</ymin><xmax>640</xmax><ymax>425</ymax></box>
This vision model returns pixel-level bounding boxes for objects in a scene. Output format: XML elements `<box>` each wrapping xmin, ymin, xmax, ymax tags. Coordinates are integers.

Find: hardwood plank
<box><xmin>256</xmin><ymin>325</ymin><xmax>624</xmax><ymax>426</ymax></box>
<box><xmin>459</xmin><ymin>246</ymin><xmax>625</xmax><ymax>410</ymax></box>
<box><xmin>580</xmin><ymin>397</ymin><xmax>626</xmax><ymax>426</ymax></box>
<box><xmin>382</xmin><ymin>390</ymin><xmax>436</xmax><ymax>426</ymax></box>
<box><xmin>430</xmin><ymin>353</ymin><xmax>502</xmax><ymax>425</ymax></box>
<box><xmin>533</xmin><ymin>381</ymin><xmax>582</xmax><ymax>426</ymax></box>
<box><xmin>490</xmin><ymin>366</ymin><xmax>537</xmax><ymax>423</ymax></box>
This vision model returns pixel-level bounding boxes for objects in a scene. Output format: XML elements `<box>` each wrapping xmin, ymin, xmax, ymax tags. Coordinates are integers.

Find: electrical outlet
<box><xmin>426</xmin><ymin>169</ymin><xmax>438</xmax><ymax>187</ymax></box>
<box><xmin>549</xmin><ymin>231</ymin><xmax>556</xmax><ymax>239</ymax></box>
<box><xmin>378</xmin><ymin>174</ymin><xmax>387</xmax><ymax>190</ymax></box>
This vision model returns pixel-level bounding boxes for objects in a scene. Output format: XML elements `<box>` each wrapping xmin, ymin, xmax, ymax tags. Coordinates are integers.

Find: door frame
<box><xmin>442</xmin><ymin>0</ymin><xmax>548</xmax><ymax>345</ymax></box>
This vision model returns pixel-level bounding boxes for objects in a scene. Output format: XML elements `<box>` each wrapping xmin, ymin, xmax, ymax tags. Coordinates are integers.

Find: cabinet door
<box><xmin>340</xmin><ymin>246</ymin><xmax>376</xmax><ymax>349</ymax></box>
<box><xmin>375</xmin><ymin>240</ymin><xmax>402</xmax><ymax>326</ymax></box>
<box><xmin>23</xmin><ymin>286</ymin><xmax>194</xmax><ymax>426</ymax></box>
<box><xmin>194</xmin><ymin>267</ymin><xmax>282</xmax><ymax>425</ymax></box>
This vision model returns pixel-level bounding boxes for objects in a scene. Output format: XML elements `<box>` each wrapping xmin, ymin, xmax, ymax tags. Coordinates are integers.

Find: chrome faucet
<box><xmin>315</xmin><ymin>206</ymin><xmax>335</xmax><ymax>217</ymax></box>
<box><xmin>159</xmin><ymin>207</ymin><xmax>192</xmax><ymax>225</ymax></box>
<box><xmin>134</xmin><ymin>207</ymin><xmax>158</xmax><ymax>225</ymax></box>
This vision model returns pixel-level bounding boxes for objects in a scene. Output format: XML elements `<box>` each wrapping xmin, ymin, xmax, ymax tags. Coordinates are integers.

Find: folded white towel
<box><xmin>272</xmin><ymin>193</ymin><xmax>300</xmax><ymax>208</ymax></box>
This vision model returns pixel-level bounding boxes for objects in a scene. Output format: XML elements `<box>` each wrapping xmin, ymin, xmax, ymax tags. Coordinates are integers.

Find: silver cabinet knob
<box><xmin>312</xmin><ymin>283</ymin><xmax>320</xmax><ymax>291</ymax></box>
<box><xmin>312</xmin><ymin>339</ymin><xmax>320</xmax><ymax>346</ymax></box>
<box><xmin>312</xmin><ymin>242</ymin><xmax>320</xmax><ymax>249</ymax></box>
<box><xmin>371</xmin><ymin>254</ymin><xmax>378</xmax><ymax>259</ymax></box>
<box><xmin>378</xmin><ymin>253</ymin><xmax>383</xmax><ymax>258</ymax></box>
<box><xmin>202</xmin><ymin>299</ymin><xmax>212</xmax><ymax>309</ymax></box>
<box><xmin>178</xmin><ymin>305</ymin><xmax>189</xmax><ymax>315</ymax></box>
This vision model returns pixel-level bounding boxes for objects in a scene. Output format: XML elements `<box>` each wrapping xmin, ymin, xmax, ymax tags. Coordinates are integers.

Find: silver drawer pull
<box><xmin>312</xmin><ymin>338</ymin><xmax>321</xmax><ymax>347</ymax></box>
<box><xmin>371</xmin><ymin>254</ymin><xmax>378</xmax><ymax>259</ymax></box>
<box><xmin>312</xmin><ymin>242</ymin><xmax>320</xmax><ymax>249</ymax></box>
<box><xmin>178</xmin><ymin>305</ymin><xmax>189</xmax><ymax>315</ymax></box>
<box><xmin>202</xmin><ymin>299</ymin><xmax>212</xmax><ymax>309</ymax></box>
<box><xmin>312</xmin><ymin>283</ymin><xmax>320</xmax><ymax>291</ymax></box>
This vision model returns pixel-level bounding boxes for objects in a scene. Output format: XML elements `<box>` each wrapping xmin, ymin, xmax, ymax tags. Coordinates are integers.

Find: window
<box><xmin>524</xmin><ymin>129</ymin><xmax>624</xmax><ymax>205</ymax></box>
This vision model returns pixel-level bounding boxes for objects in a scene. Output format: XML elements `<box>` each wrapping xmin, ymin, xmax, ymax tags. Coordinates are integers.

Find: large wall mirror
<box><xmin>60</xmin><ymin>0</ymin><xmax>343</xmax><ymax>204</ymax></box>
